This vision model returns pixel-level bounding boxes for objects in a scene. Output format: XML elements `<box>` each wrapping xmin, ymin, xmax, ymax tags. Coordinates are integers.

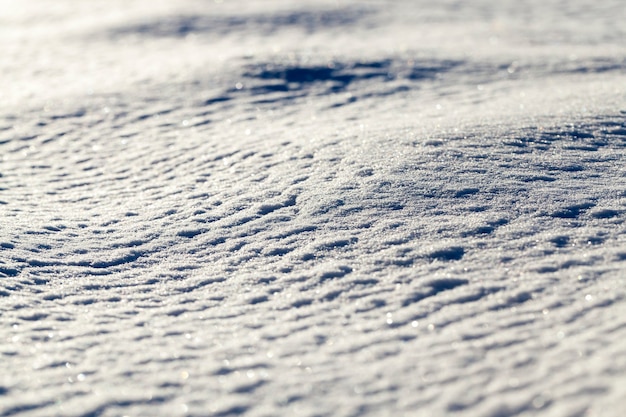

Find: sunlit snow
<box><xmin>1</xmin><ymin>0</ymin><xmax>626</xmax><ymax>416</ymax></box>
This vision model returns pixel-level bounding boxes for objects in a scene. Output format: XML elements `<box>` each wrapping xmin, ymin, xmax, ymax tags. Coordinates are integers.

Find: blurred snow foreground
<box><xmin>1</xmin><ymin>0</ymin><xmax>626</xmax><ymax>416</ymax></box>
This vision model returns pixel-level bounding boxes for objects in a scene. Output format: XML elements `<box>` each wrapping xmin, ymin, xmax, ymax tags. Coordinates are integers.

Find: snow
<box><xmin>1</xmin><ymin>0</ymin><xmax>626</xmax><ymax>416</ymax></box>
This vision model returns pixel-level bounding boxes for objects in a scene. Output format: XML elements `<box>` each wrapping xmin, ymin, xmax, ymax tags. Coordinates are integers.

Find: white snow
<box><xmin>1</xmin><ymin>0</ymin><xmax>626</xmax><ymax>416</ymax></box>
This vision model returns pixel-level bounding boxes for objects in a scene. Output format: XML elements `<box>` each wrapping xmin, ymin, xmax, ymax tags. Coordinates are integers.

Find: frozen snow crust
<box><xmin>1</xmin><ymin>0</ymin><xmax>626</xmax><ymax>416</ymax></box>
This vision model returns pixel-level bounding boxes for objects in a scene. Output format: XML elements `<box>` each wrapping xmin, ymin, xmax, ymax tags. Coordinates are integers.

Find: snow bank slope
<box><xmin>2</xmin><ymin>1</ymin><xmax>626</xmax><ymax>416</ymax></box>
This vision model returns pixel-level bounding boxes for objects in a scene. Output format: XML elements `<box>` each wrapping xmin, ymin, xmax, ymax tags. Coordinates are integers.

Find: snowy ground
<box><xmin>1</xmin><ymin>1</ymin><xmax>626</xmax><ymax>416</ymax></box>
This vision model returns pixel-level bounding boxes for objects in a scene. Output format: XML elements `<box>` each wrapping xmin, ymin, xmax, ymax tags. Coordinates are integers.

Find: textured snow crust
<box><xmin>1</xmin><ymin>1</ymin><xmax>626</xmax><ymax>416</ymax></box>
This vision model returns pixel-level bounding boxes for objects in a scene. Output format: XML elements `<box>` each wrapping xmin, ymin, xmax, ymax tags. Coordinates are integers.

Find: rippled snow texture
<box><xmin>1</xmin><ymin>1</ymin><xmax>626</xmax><ymax>416</ymax></box>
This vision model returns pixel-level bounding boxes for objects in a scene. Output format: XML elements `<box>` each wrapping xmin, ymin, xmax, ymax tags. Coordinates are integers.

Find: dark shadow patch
<box><xmin>584</xmin><ymin>235</ymin><xmax>605</xmax><ymax>245</ymax></box>
<box><xmin>89</xmin><ymin>251</ymin><xmax>143</xmax><ymax>269</ymax></box>
<box><xmin>0</xmin><ymin>266</ymin><xmax>19</xmax><ymax>277</ymax></box>
<box><xmin>402</xmin><ymin>277</ymin><xmax>469</xmax><ymax>307</ymax></box>
<box><xmin>241</xmin><ymin>58</ymin><xmax>463</xmax><ymax>96</ymax></box>
<box><xmin>72</xmin><ymin>298</ymin><xmax>96</xmax><ymax>306</ymax></box>
<box><xmin>355</xmin><ymin>298</ymin><xmax>386</xmax><ymax>313</ymax></box>
<box><xmin>461</xmin><ymin>225</ymin><xmax>494</xmax><ymax>237</ymax></box>
<box><xmin>452</xmin><ymin>286</ymin><xmax>501</xmax><ymax>304</ymax></box>
<box><xmin>558</xmin><ymin>58</ymin><xmax>626</xmax><ymax>75</ymax></box>
<box><xmin>243</xmin><ymin>62</ymin><xmax>384</xmax><ymax>94</ymax></box>
<box><xmin>265</xmin><ymin>247</ymin><xmax>294</xmax><ymax>256</ymax></box>
<box><xmin>177</xmin><ymin>228</ymin><xmax>207</xmax><ymax>238</ymax></box>
<box><xmin>271</xmin><ymin>225</ymin><xmax>317</xmax><ymax>240</ymax></box>
<box><xmin>316</xmin><ymin>238</ymin><xmax>358</xmax><ymax>251</ymax></box>
<box><xmin>212</xmin><ymin>406</ymin><xmax>249</xmax><ymax>417</ymax></box>
<box><xmin>232</xmin><ymin>380</ymin><xmax>266</xmax><ymax>394</ymax></box>
<box><xmin>292</xmin><ymin>298</ymin><xmax>314</xmax><ymax>308</ymax></box>
<box><xmin>208</xmin><ymin>237</ymin><xmax>226</xmax><ymax>246</ymax></box>
<box><xmin>520</xmin><ymin>175</ymin><xmax>556</xmax><ymax>182</ymax></box>
<box><xmin>0</xmin><ymin>401</ymin><xmax>56</xmax><ymax>417</ymax></box>
<box><xmin>49</xmin><ymin>109</ymin><xmax>86</xmax><ymax>120</ymax></box>
<box><xmin>107</xmin><ymin>7</ymin><xmax>371</xmax><ymax>38</ymax></box>
<box><xmin>18</xmin><ymin>312</ymin><xmax>48</xmax><ymax>321</ymax></box>
<box><xmin>319</xmin><ymin>265</ymin><xmax>353</xmax><ymax>281</ymax></box>
<box><xmin>257</xmin><ymin>194</ymin><xmax>297</xmax><ymax>215</ymax></box>
<box><xmin>203</xmin><ymin>96</ymin><xmax>232</xmax><ymax>106</ymax></box>
<box><xmin>166</xmin><ymin>308</ymin><xmax>188</xmax><ymax>317</ymax></box>
<box><xmin>506</xmin><ymin>291</ymin><xmax>533</xmax><ymax>305</ymax></box>
<box><xmin>407</xmin><ymin>60</ymin><xmax>463</xmax><ymax>80</ymax></box>
<box><xmin>550</xmin><ymin>235</ymin><xmax>570</xmax><ymax>248</ymax></box>
<box><xmin>428</xmin><ymin>277</ymin><xmax>469</xmax><ymax>293</ymax></box>
<box><xmin>534</xmin><ymin>265</ymin><xmax>559</xmax><ymax>274</ymax></box>
<box><xmin>321</xmin><ymin>290</ymin><xmax>343</xmax><ymax>302</ymax></box>
<box><xmin>428</xmin><ymin>246</ymin><xmax>465</xmax><ymax>261</ymax></box>
<box><xmin>253</xmin><ymin>66</ymin><xmax>342</xmax><ymax>83</ymax></box>
<box><xmin>551</xmin><ymin>202</ymin><xmax>596</xmax><ymax>219</ymax></box>
<box><xmin>352</xmin><ymin>278</ymin><xmax>379</xmax><ymax>286</ymax></box>
<box><xmin>257</xmin><ymin>276</ymin><xmax>276</xmax><ymax>284</ymax></box>
<box><xmin>248</xmin><ymin>295</ymin><xmax>268</xmax><ymax>305</ymax></box>
<box><xmin>552</xmin><ymin>164</ymin><xmax>585</xmax><ymax>172</ymax></box>
<box><xmin>454</xmin><ymin>188</ymin><xmax>480</xmax><ymax>197</ymax></box>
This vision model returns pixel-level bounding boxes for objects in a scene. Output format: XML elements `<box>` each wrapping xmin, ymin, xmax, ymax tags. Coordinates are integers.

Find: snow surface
<box><xmin>1</xmin><ymin>0</ymin><xmax>626</xmax><ymax>416</ymax></box>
